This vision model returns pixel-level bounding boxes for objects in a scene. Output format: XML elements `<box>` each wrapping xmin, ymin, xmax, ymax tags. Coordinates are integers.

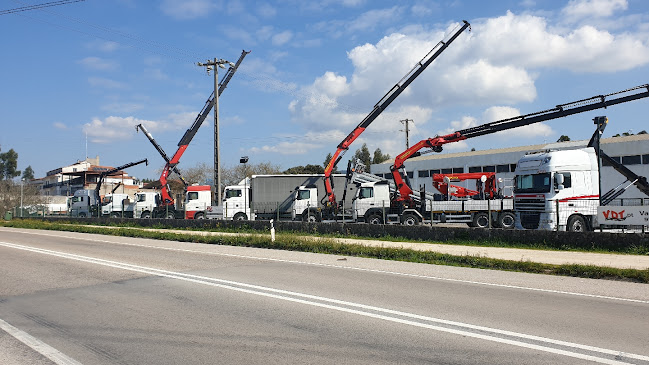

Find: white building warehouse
<box><xmin>370</xmin><ymin>134</ymin><xmax>649</xmax><ymax>201</ymax></box>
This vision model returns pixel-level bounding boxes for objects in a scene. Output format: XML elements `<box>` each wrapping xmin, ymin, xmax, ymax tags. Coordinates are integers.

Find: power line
<box><xmin>1</xmin><ymin>0</ymin><xmax>85</xmax><ymax>15</ymax></box>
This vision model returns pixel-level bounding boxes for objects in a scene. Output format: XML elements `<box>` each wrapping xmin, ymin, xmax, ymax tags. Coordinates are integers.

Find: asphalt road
<box><xmin>0</xmin><ymin>227</ymin><xmax>648</xmax><ymax>365</ymax></box>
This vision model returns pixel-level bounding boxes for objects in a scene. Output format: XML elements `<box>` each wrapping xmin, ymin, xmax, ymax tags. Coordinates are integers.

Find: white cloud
<box><xmin>82</xmin><ymin>112</ymin><xmax>197</xmax><ymax>144</ymax></box>
<box><xmin>272</xmin><ymin>30</ymin><xmax>293</xmax><ymax>46</ymax></box>
<box><xmin>53</xmin><ymin>122</ymin><xmax>67</xmax><ymax>130</ymax></box>
<box><xmin>88</xmin><ymin>77</ymin><xmax>126</xmax><ymax>89</ymax></box>
<box><xmin>562</xmin><ymin>0</ymin><xmax>627</xmax><ymax>21</ymax></box>
<box><xmin>78</xmin><ymin>57</ymin><xmax>119</xmax><ymax>71</ymax></box>
<box><xmin>256</xmin><ymin>2</ymin><xmax>276</xmax><ymax>18</ymax></box>
<box><xmin>160</xmin><ymin>0</ymin><xmax>216</xmax><ymax>20</ymax></box>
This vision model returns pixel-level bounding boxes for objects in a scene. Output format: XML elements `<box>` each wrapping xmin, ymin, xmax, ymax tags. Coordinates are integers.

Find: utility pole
<box><xmin>197</xmin><ymin>57</ymin><xmax>234</xmax><ymax>205</ymax></box>
<box><xmin>400</xmin><ymin>119</ymin><xmax>413</xmax><ymax>149</ymax></box>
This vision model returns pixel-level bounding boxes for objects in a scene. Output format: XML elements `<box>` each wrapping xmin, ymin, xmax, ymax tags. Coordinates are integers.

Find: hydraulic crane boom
<box><xmin>93</xmin><ymin>158</ymin><xmax>148</xmax><ymax>215</ymax></box>
<box><xmin>135</xmin><ymin>123</ymin><xmax>188</xmax><ymax>187</ymax></box>
<box><xmin>391</xmin><ymin>83</ymin><xmax>649</xmax><ymax>204</ymax></box>
<box><xmin>146</xmin><ymin>50</ymin><xmax>249</xmax><ymax>206</ymax></box>
<box><xmin>322</xmin><ymin>20</ymin><xmax>471</xmax><ymax>209</ymax></box>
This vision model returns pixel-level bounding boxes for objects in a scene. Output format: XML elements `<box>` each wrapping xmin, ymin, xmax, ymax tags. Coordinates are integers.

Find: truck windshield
<box><xmin>296</xmin><ymin>190</ymin><xmax>310</xmax><ymax>200</ymax></box>
<box><xmin>101</xmin><ymin>196</ymin><xmax>112</xmax><ymax>205</ymax></box>
<box><xmin>358</xmin><ymin>187</ymin><xmax>374</xmax><ymax>199</ymax></box>
<box><xmin>514</xmin><ymin>173</ymin><xmax>551</xmax><ymax>193</ymax></box>
<box><xmin>225</xmin><ymin>189</ymin><xmax>242</xmax><ymax>199</ymax></box>
<box><xmin>137</xmin><ymin>194</ymin><xmax>147</xmax><ymax>202</ymax></box>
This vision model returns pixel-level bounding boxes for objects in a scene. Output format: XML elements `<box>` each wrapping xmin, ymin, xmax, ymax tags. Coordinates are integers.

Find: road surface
<box><xmin>0</xmin><ymin>227</ymin><xmax>648</xmax><ymax>364</ymax></box>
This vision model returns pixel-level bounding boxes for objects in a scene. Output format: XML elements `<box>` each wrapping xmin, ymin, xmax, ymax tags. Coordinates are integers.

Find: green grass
<box><xmin>3</xmin><ymin>219</ymin><xmax>648</xmax><ymax>283</ymax></box>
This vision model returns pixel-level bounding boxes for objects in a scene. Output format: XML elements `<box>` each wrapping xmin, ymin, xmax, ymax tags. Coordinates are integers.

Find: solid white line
<box><xmin>5</xmin><ymin>228</ymin><xmax>647</xmax><ymax>305</ymax></box>
<box><xmin>0</xmin><ymin>317</ymin><xmax>83</xmax><ymax>365</ymax></box>
<box><xmin>1</xmin><ymin>240</ymin><xmax>646</xmax><ymax>365</ymax></box>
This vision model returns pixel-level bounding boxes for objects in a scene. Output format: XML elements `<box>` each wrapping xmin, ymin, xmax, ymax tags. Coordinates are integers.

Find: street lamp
<box><xmin>197</xmin><ymin>58</ymin><xmax>235</xmax><ymax>206</ymax></box>
<box><xmin>20</xmin><ymin>178</ymin><xmax>24</xmax><ymax>218</ymax></box>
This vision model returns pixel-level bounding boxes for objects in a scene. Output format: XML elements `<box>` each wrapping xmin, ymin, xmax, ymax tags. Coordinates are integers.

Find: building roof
<box><xmin>377</xmin><ymin>133</ymin><xmax>649</xmax><ymax>165</ymax></box>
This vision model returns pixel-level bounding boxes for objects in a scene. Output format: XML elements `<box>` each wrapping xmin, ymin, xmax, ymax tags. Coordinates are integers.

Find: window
<box><xmin>622</xmin><ymin>155</ymin><xmax>641</xmax><ymax>165</ymax></box>
<box><xmin>441</xmin><ymin>168</ymin><xmax>452</xmax><ymax>174</ymax></box>
<box><xmin>137</xmin><ymin>194</ymin><xmax>147</xmax><ymax>202</ymax></box>
<box><xmin>452</xmin><ymin>167</ymin><xmax>464</xmax><ymax>173</ymax></box>
<box><xmin>406</xmin><ymin>171</ymin><xmax>414</xmax><ymax>179</ymax></box>
<box><xmin>514</xmin><ymin>173</ymin><xmax>551</xmax><ymax>193</ymax></box>
<box><xmin>483</xmin><ymin>165</ymin><xmax>495</xmax><ymax>172</ymax></box>
<box><xmin>297</xmin><ymin>190</ymin><xmax>310</xmax><ymax>200</ymax></box>
<box><xmin>429</xmin><ymin>169</ymin><xmax>440</xmax><ymax>176</ymax></box>
<box><xmin>225</xmin><ymin>189</ymin><xmax>242</xmax><ymax>199</ymax></box>
<box><xmin>510</xmin><ymin>164</ymin><xmax>517</xmax><ymax>173</ymax></box>
<box><xmin>496</xmin><ymin>164</ymin><xmax>510</xmax><ymax>173</ymax></box>
<box><xmin>643</xmin><ymin>154</ymin><xmax>649</xmax><ymax>164</ymax></box>
<box><xmin>358</xmin><ymin>187</ymin><xmax>374</xmax><ymax>199</ymax></box>
<box><xmin>187</xmin><ymin>192</ymin><xmax>199</xmax><ymax>200</ymax></box>
<box><xmin>468</xmin><ymin>166</ymin><xmax>481</xmax><ymax>173</ymax></box>
<box><xmin>418</xmin><ymin>170</ymin><xmax>430</xmax><ymax>178</ymax></box>
<box><xmin>602</xmin><ymin>156</ymin><xmax>621</xmax><ymax>166</ymax></box>
<box><xmin>385</xmin><ymin>173</ymin><xmax>393</xmax><ymax>180</ymax></box>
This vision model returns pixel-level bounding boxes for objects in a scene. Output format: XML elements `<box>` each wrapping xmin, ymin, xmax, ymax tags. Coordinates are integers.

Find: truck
<box><xmin>381</xmin><ymin>84</ymin><xmax>649</xmax><ymax>226</ymax></box>
<box><xmin>514</xmin><ymin>116</ymin><xmax>649</xmax><ymax>231</ymax></box>
<box><xmin>349</xmin><ymin>161</ymin><xmax>515</xmax><ymax>227</ymax></box>
<box><xmin>68</xmin><ymin>158</ymin><xmax>148</xmax><ymax>217</ymax></box>
<box><xmin>199</xmin><ymin>174</ymin><xmax>357</xmax><ymax>221</ymax></box>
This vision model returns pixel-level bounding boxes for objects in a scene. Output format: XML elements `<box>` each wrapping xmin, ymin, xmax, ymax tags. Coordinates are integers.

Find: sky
<box><xmin>1</xmin><ymin>0</ymin><xmax>649</xmax><ymax>183</ymax></box>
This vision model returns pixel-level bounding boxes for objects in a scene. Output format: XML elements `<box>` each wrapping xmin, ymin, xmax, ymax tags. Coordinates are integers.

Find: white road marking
<box><xmin>0</xmin><ymin>317</ymin><xmax>83</xmax><ymax>365</ymax></box>
<box><xmin>4</xmin><ymin>228</ymin><xmax>648</xmax><ymax>305</ymax></box>
<box><xmin>1</xmin><ymin>240</ymin><xmax>647</xmax><ymax>365</ymax></box>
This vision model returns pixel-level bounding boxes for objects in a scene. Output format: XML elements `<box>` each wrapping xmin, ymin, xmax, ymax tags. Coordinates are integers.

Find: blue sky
<box><xmin>1</xmin><ymin>0</ymin><xmax>649</xmax><ymax>182</ymax></box>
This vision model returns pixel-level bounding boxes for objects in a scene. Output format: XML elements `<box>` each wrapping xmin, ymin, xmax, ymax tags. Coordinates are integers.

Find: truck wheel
<box><xmin>497</xmin><ymin>212</ymin><xmax>515</xmax><ymax>229</ymax></box>
<box><xmin>472</xmin><ymin>212</ymin><xmax>490</xmax><ymax>228</ymax></box>
<box><xmin>194</xmin><ymin>212</ymin><xmax>205</xmax><ymax>220</ymax></box>
<box><xmin>110</xmin><ymin>212</ymin><xmax>121</xmax><ymax>218</ymax></box>
<box><xmin>141</xmin><ymin>212</ymin><xmax>151</xmax><ymax>219</ymax></box>
<box><xmin>402</xmin><ymin>213</ymin><xmax>420</xmax><ymax>226</ymax></box>
<box><xmin>367</xmin><ymin>214</ymin><xmax>383</xmax><ymax>225</ymax></box>
<box><xmin>567</xmin><ymin>215</ymin><xmax>589</xmax><ymax>232</ymax></box>
<box><xmin>233</xmin><ymin>212</ymin><xmax>248</xmax><ymax>221</ymax></box>
<box><xmin>79</xmin><ymin>212</ymin><xmax>87</xmax><ymax>218</ymax></box>
<box><xmin>165</xmin><ymin>212</ymin><xmax>175</xmax><ymax>219</ymax></box>
<box><xmin>303</xmin><ymin>212</ymin><xmax>319</xmax><ymax>223</ymax></box>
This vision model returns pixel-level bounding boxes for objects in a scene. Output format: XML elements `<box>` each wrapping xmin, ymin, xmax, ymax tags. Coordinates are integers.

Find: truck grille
<box><xmin>519</xmin><ymin>211</ymin><xmax>540</xmax><ymax>229</ymax></box>
<box><xmin>514</xmin><ymin>197</ymin><xmax>545</xmax><ymax>212</ymax></box>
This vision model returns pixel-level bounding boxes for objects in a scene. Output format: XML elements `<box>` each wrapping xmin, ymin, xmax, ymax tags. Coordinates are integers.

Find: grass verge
<box><xmin>2</xmin><ymin>219</ymin><xmax>648</xmax><ymax>283</ymax></box>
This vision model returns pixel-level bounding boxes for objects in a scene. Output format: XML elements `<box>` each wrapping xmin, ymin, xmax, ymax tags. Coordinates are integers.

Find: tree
<box><xmin>0</xmin><ymin>148</ymin><xmax>20</xmax><ymax>180</ymax></box>
<box><xmin>221</xmin><ymin>161</ymin><xmax>282</xmax><ymax>187</ymax></box>
<box><xmin>323</xmin><ymin>152</ymin><xmax>333</xmax><ymax>168</ymax></box>
<box><xmin>556</xmin><ymin>135</ymin><xmax>571</xmax><ymax>142</ymax></box>
<box><xmin>371</xmin><ymin>148</ymin><xmax>390</xmax><ymax>164</ymax></box>
<box><xmin>284</xmin><ymin>164</ymin><xmax>325</xmax><ymax>174</ymax></box>
<box><xmin>22</xmin><ymin>166</ymin><xmax>34</xmax><ymax>181</ymax></box>
<box><xmin>353</xmin><ymin>143</ymin><xmax>371</xmax><ymax>168</ymax></box>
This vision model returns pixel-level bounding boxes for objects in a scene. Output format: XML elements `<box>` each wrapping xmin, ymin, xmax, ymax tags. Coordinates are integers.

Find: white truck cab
<box><xmin>514</xmin><ymin>148</ymin><xmax>599</xmax><ymax>231</ymax></box>
<box><xmin>100</xmin><ymin>193</ymin><xmax>133</xmax><ymax>218</ymax></box>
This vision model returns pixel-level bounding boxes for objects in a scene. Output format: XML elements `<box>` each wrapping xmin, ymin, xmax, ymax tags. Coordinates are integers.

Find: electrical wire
<box><xmin>1</xmin><ymin>0</ymin><xmax>84</xmax><ymax>15</ymax></box>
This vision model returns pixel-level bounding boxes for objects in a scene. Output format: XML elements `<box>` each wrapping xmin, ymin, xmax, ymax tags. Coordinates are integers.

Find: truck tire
<box><xmin>79</xmin><ymin>212</ymin><xmax>86</xmax><ymax>218</ymax></box>
<box><xmin>567</xmin><ymin>215</ymin><xmax>589</xmax><ymax>232</ymax></box>
<box><xmin>233</xmin><ymin>212</ymin><xmax>248</xmax><ymax>221</ymax></box>
<box><xmin>472</xmin><ymin>212</ymin><xmax>490</xmax><ymax>228</ymax></box>
<box><xmin>165</xmin><ymin>212</ymin><xmax>175</xmax><ymax>219</ymax></box>
<box><xmin>303</xmin><ymin>211</ymin><xmax>319</xmax><ymax>223</ymax></box>
<box><xmin>110</xmin><ymin>212</ymin><xmax>121</xmax><ymax>218</ymax></box>
<box><xmin>194</xmin><ymin>212</ymin><xmax>205</xmax><ymax>220</ymax></box>
<box><xmin>367</xmin><ymin>213</ymin><xmax>383</xmax><ymax>225</ymax></box>
<box><xmin>497</xmin><ymin>212</ymin><xmax>515</xmax><ymax>229</ymax></box>
<box><xmin>402</xmin><ymin>213</ymin><xmax>420</xmax><ymax>226</ymax></box>
<box><xmin>141</xmin><ymin>211</ymin><xmax>151</xmax><ymax>219</ymax></box>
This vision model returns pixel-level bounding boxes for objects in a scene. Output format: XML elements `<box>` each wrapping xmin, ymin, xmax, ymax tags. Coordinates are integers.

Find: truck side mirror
<box><xmin>555</xmin><ymin>173</ymin><xmax>564</xmax><ymax>191</ymax></box>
